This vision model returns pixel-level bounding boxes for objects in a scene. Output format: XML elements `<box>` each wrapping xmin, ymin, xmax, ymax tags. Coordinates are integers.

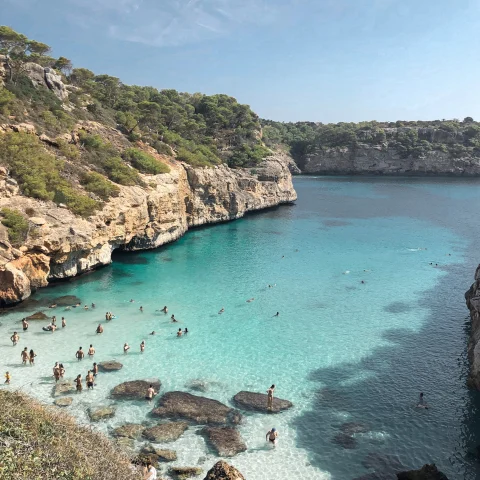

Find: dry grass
<box><xmin>0</xmin><ymin>390</ymin><xmax>143</xmax><ymax>480</ymax></box>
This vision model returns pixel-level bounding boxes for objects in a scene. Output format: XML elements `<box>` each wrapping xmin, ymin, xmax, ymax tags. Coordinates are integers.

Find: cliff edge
<box><xmin>465</xmin><ymin>265</ymin><xmax>480</xmax><ymax>389</ymax></box>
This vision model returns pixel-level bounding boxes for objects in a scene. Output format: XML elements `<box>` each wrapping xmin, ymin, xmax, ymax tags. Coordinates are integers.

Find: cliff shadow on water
<box><xmin>293</xmin><ymin>260</ymin><xmax>480</xmax><ymax>480</ymax></box>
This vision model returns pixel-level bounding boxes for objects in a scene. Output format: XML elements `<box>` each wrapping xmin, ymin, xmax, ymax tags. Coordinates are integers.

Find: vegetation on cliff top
<box><xmin>0</xmin><ymin>390</ymin><xmax>141</xmax><ymax>480</ymax></box>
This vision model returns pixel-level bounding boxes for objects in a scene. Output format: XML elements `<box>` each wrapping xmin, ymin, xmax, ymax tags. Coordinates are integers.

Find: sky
<box><xmin>2</xmin><ymin>0</ymin><xmax>480</xmax><ymax>123</ymax></box>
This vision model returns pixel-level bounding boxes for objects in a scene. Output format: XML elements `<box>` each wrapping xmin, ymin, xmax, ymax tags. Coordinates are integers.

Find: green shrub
<box><xmin>81</xmin><ymin>171</ymin><xmax>120</xmax><ymax>200</ymax></box>
<box><xmin>152</xmin><ymin>141</ymin><xmax>173</xmax><ymax>156</ymax></box>
<box><xmin>103</xmin><ymin>156</ymin><xmax>139</xmax><ymax>185</ymax></box>
<box><xmin>78</xmin><ymin>131</ymin><xmax>104</xmax><ymax>150</ymax></box>
<box><xmin>228</xmin><ymin>143</ymin><xmax>271</xmax><ymax>168</ymax></box>
<box><xmin>57</xmin><ymin>139</ymin><xmax>80</xmax><ymax>160</ymax></box>
<box><xmin>0</xmin><ymin>208</ymin><xmax>29</xmax><ymax>246</ymax></box>
<box><xmin>0</xmin><ymin>88</ymin><xmax>16</xmax><ymax>115</ymax></box>
<box><xmin>53</xmin><ymin>185</ymin><xmax>99</xmax><ymax>217</ymax></box>
<box><xmin>123</xmin><ymin>148</ymin><xmax>170</xmax><ymax>174</ymax></box>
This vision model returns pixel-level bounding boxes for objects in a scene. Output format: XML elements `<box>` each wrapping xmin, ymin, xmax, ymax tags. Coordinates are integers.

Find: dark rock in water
<box><xmin>332</xmin><ymin>432</ymin><xmax>357</xmax><ymax>449</ymax></box>
<box><xmin>142</xmin><ymin>422</ymin><xmax>188</xmax><ymax>442</ymax></box>
<box><xmin>340</xmin><ymin>421</ymin><xmax>370</xmax><ymax>435</ymax></box>
<box><xmin>362</xmin><ymin>453</ymin><xmax>405</xmax><ymax>472</ymax></box>
<box><xmin>353</xmin><ymin>473</ymin><xmax>396</xmax><ymax>480</ymax></box>
<box><xmin>26</xmin><ymin>311</ymin><xmax>48</xmax><ymax>320</ymax></box>
<box><xmin>111</xmin><ymin>379</ymin><xmax>160</xmax><ymax>400</ymax></box>
<box><xmin>204</xmin><ymin>461</ymin><xmax>245</xmax><ymax>480</ymax></box>
<box><xmin>141</xmin><ymin>444</ymin><xmax>177</xmax><ymax>462</ymax></box>
<box><xmin>114</xmin><ymin>254</ymin><xmax>148</xmax><ymax>265</ymax></box>
<box><xmin>384</xmin><ymin>301</ymin><xmax>412</xmax><ymax>314</ymax></box>
<box><xmin>152</xmin><ymin>391</ymin><xmax>242</xmax><ymax>425</ymax></box>
<box><xmin>54</xmin><ymin>397</ymin><xmax>73</xmax><ymax>407</ymax></box>
<box><xmin>53</xmin><ymin>295</ymin><xmax>81</xmax><ymax>306</ymax></box>
<box><xmin>169</xmin><ymin>466</ymin><xmax>203</xmax><ymax>479</ymax></box>
<box><xmin>112</xmin><ymin>423</ymin><xmax>144</xmax><ymax>439</ymax></box>
<box><xmin>98</xmin><ymin>360</ymin><xmax>123</xmax><ymax>372</ymax></box>
<box><xmin>232</xmin><ymin>391</ymin><xmax>293</xmax><ymax>413</ymax></box>
<box><xmin>396</xmin><ymin>464</ymin><xmax>449</xmax><ymax>480</ymax></box>
<box><xmin>53</xmin><ymin>380</ymin><xmax>75</xmax><ymax>397</ymax></box>
<box><xmin>88</xmin><ymin>405</ymin><xmax>116</xmax><ymax>422</ymax></box>
<box><xmin>201</xmin><ymin>426</ymin><xmax>247</xmax><ymax>457</ymax></box>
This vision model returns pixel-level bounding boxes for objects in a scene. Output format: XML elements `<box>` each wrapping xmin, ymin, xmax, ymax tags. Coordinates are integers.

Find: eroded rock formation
<box><xmin>465</xmin><ymin>265</ymin><xmax>480</xmax><ymax>389</ymax></box>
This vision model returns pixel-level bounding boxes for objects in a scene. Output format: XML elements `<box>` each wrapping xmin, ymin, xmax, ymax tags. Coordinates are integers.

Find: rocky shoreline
<box><xmin>465</xmin><ymin>265</ymin><xmax>480</xmax><ymax>389</ymax></box>
<box><xmin>0</xmin><ymin>151</ymin><xmax>296</xmax><ymax>306</ymax></box>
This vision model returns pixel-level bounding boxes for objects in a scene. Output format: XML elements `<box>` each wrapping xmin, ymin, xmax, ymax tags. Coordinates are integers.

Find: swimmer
<box><xmin>123</xmin><ymin>343</ymin><xmax>130</xmax><ymax>354</ymax></box>
<box><xmin>92</xmin><ymin>362</ymin><xmax>98</xmax><ymax>377</ymax></box>
<box><xmin>273</xmin><ymin>312</ymin><xmax>279</xmax><ymax>317</ymax></box>
<box><xmin>75</xmin><ymin>302</ymin><xmax>81</xmax><ymax>307</ymax></box>
<box><xmin>162</xmin><ymin>306</ymin><xmax>168</xmax><ymax>314</ymax></box>
<box><xmin>4</xmin><ymin>371</ymin><xmax>11</xmax><ymax>384</ymax></box>
<box><xmin>218</xmin><ymin>308</ymin><xmax>225</xmax><ymax>314</ymax></box>
<box><xmin>29</xmin><ymin>349</ymin><xmax>37</xmax><ymax>365</ymax></box>
<box><xmin>184</xmin><ymin>328</ymin><xmax>188</xmax><ymax>334</ymax></box>
<box><xmin>361</xmin><ymin>280</ymin><xmax>365</xmax><ymax>284</ymax></box>
<box><xmin>49</xmin><ymin>303</ymin><xmax>57</xmax><ymax>308</ymax></box>
<box><xmin>61</xmin><ymin>317</ymin><xmax>66</xmax><ymax>328</ymax></box>
<box><xmin>21</xmin><ymin>347</ymin><xmax>29</xmax><ymax>365</ymax></box>
<box><xmin>146</xmin><ymin>384</ymin><xmax>157</xmax><ymax>401</ymax></box>
<box><xmin>417</xmin><ymin>392</ymin><xmax>429</xmax><ymax>409</ymax></box>
<box><xmin>59</xmin><ymin>363</ymin><xmax>65</xmax><ymax>378</ymax></box>
<box><xmin>86</xmin><ymin>370</ymin><xmax>94</xmax><ymax>389</ymax></box>
<box><xmin>171</xmin><ymin>315</ymin><xmax>178</xmax><ymax>323</ymax></box>
<box><xmin>53</xmin><ymin>362</ymin><xmax>60</xmax><ymax>382</ymax></box>
<box><xmin>177</xmin><ymin>328</ymin><xmax>183</xmax><ymax>337</ymax></box>
<box><xmin>76</xmin><ymin>347</ymin><xmax>84</xmax><ymax>361</ymax></box>
<box><xmin>65</xmin><ymin>306</ymin><xmax>71</xmax><ymax>311</ymax></box>
<box><xmin>266</xmin><ymin>427</ymin><xmax>278</xmax><ymax>445</ymax></box>
<box><xmin>84</xmin><ymin>305</ymin><xmax>89</xmax><ymax>310</ymax></box>
<box><xmin>150</xmin><ymin>331</ymin><xmax>156</xmax><ymax>335</ymax></box>
<box><xmin>22</xmin><ymin>318</ymin><xmax>29</xmax><ymax>332</ymax></box>
<box><xmin>75</xmin><ymin>374</ymin><xmax>82</xmax><ymax>393</ymax></box>
<box><xmin>246</xmin><ymin>298</ymin><xmax>255</xmax><ymax>303</ymax></box>
<box><xmin>129</xmin><ymin>299</ymin><xmax>134</xmax><ymax>303</ymax></box>
<box><xmin>11</xmin><ymin>332</ymin><xmax>20</xmax><ymax>345</ymax></box>
<box><xmin>87</xmin><ymin>344</ymin><xmax>95</xmax><ymax>357</ymax></box>
<box><xmin>96</xmin><ymin>324</ymin><xmax>103</xmax><ymax>334</ymax></box>
<box><xmin>139</xmin><ymin>306</ymin><xmax>143</xmax><ymax>312</ymax></box>
<box><xmin>91</xmin><ymin>303</ymin><xmax>96</xmax><ymax>308</ymax></box>
<box><xmin>343</xmin><ymin>270</ymin><xmax>350</xmax><ymax>275</ymax></box>
<box><xmin>140</xmin><ymin>340</ymin><xmax>145</xmax><ymax>353</ymax></box>
<box><xmin>51</xmin><ymin>316</ymin><xmax>56</xmax><ymax>325</ymax></box>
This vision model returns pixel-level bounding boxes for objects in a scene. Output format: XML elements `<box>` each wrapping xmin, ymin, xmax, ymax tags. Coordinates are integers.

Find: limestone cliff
<box><xmin>0</xmin><ymin>151</ymin><xmax>296</xmax><ymax>306</ymax></box>
<box><xmin>298</xmin><ymin>145</ymin><xmax>480</xmax><ymax>176</ymax></box>
<box><xmin>465</xmin><ymin>266</ymin><xmax>480</xmax><ymax>389</ymax></box>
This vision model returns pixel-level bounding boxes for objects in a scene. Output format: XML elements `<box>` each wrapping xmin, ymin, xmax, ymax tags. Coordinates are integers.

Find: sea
<box><xmin>2</xmin><ymin>176</ymin><xmax>480</xmax><ymax>480</ymax></box>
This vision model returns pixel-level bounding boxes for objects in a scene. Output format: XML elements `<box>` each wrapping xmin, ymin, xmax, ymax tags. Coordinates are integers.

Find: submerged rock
<box><xmin>169</xmin><ymin>466</ymin><xmax>203</xmax><ymax>479</ymax></box>
<box><xmin>203</xmin><ymin>461</ymin><xmax>245</xmax><ymax>480</ymax></box>
<box><xmin>141</xmin><ymin>444</ymin><xmax>177</xmax><ymax>462</ymax></box>
<box><xmin>53</xmin><ymin>295</ymin><xmax>81</xmax><ymax>306</ymax></box>
<box><xmin>54</xmin><ymin>397</ymin><xmax>73</xmax><ymax>407</ymax></box>
<box><xmin>332</xmin><ymin>432</ymin><xmax>357</xmax><ymax>449</ymax></box>
<box><xmin>152</xmin><ymin>391</ymin><xmax>242</xmax><ymax>425</ymax></box>
<box><xmin>232</xmin><ymin>391</ymin><xmax>293</xmax><ymax>413</ymax></box>
<box><xmin>142</xmin><ymin>422</ymin><xmax>188</xmax><ymax>442</ymax></box>
<box><xmin>185</xmin><ymin>379</ymin><xmax>209</xmax><ymax>393</ymax></box>
<box><xmin>201</xmin><ymin>426</ymin><xmax>247</xmax><ymax>457</ymax></box>
<box><xmin>53</xmin><ymin>380</ymin><xmax>75</xmax><ymax>397</ymax></box>
<box><xmin>340</xmin><ymin>422</ymin><xmax>370</xmax><ymax>436</ymax></box>
<box><xmin>26</xmin><ymin>311</ymin><xmax>48</xmax><ymax>320</ymax></box>
<box><xmin>112</xmin><ymin>423</ymin><xmax>144</xmax><ymax>439</ymax></box>
<box><xmin>88</xmin><ymin>405</ymin><xmax>116</xmax><ymax>422</ymax></box>
<box><xmin>98</xmin><ymin>360</ymin><xmax>123</xmax><ymax>372</ymax></box>
<box><xmin>396</xmin><ymin>464</ymin><xmax>449</xmax><ymax>480</ymax></box>
<box><xmin>111</xmin><ymin>379</ymin><xmax>160</xmax><ymax>399</ymax></box>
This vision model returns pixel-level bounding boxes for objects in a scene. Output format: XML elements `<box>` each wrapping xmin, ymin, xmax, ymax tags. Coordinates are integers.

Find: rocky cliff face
<box><xmin>465</xmin><ymin>265</ymin><xmax>480</xmax><ymax>389</ymax></box>
<box><xmin>0</xmin><ymin>151</ymin><xmax>296</xmax><ymax>306</ymax></box>
<box><xmin>298</xmin><ymin>145</ymin><xmax>480</xmax><ymax>176</ymax></box>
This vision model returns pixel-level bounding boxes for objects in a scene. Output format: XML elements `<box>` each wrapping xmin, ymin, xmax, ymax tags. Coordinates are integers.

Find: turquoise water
<box><xmin>2</xmin><ymin>176</ymin><xmax>480</xmax><ymax>479</ymax></box>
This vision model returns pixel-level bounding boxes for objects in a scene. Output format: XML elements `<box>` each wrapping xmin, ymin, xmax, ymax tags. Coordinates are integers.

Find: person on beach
<box><xmin>218</xmin><ymin>308</ymin><xmax>225</xmax><ymax>314</ymax></box>
<box><xmin>171</xmin><ymin>315</ymin><xmax>178</xmax><ymax>323</ymax></box>
<box><xmin>184</xmin><ymin>328</ymin><xmax>188</xmax><ymax>334</ymax></box>
<box><xmin>59</xmin><ymin>363</ymin><xmax>65</xmax><ymax>378</ymax></box>
<box><xmin>124</xmin><ymin>343</ymin><xmax>130</xmax><ymax>354</ymax></box>
<box><xmin>61</xmin><ymin>317</ymin><xmax>66</xmax><ymax>328</ymax></box>
<box><xmin>4</xmin><ymin>371</ymin><xmax>11</xmax><ymax>384</ymax></box>
<box><xmin>86</xmin><ymin>370</ymin><xmax>94</xmax><ymax>389</ymax></box>
<box><xmin>29</xmin><ymin>349</ymin><xmax>37</xmax><ymax>365</ymax></box>
<box><xmin>177</xmin><ymin>328</ymin><xmax>183</xmax><ymax>337</ymax></box>
<box><xmin>75</xmin><ymin>374</ymin><xmax>82</xmax><ymax>393</ymax></box>
<box><xmin>266</xmin><ymin>428</ymin><xmax>278</xmax><ymax>445</ymax></box>
<box><xmin>144</xmin><ymin>462</ymin><xmax>157</xmax><ymax>480</ymax></box>
<box><xmin>21</xmin><ymin>347</ymin><xmax>29</xmax><ymax>365</ymax></box>
<box><xmin>267</xmin><ymin>384</ymin><xmax>275</xmax><ymax>410</ymax></box>
<box><xmin>146</xmin><ymin>384</ymin><xmax>156</xmax><ymax>401</ymax></box>
<box><xmin>22</xmin><ymin>318</ymin><xmax>29</xmax><ymax>331</ymax></box>
<box><xmin>417</xmin><ymin>392</ymin><xmax>429</xmax><ymax>409</ymax></box>
<box><xmin>76</xmin><ymin>347</ymin><xmax>84</xmax><ymax>361</ymax></box>
<box><xmin>88</xmin><ymin>344</ymin><xmax>95</xmax><ymax>357</ymax></box>
<box><xmin>140</xmin><ymin>340</ymin><xmax>145</xmax><ymax>353</ymax></box>
<box><xmin>10</xmin><ymin>332</ymin><xmax>19</xmax><ymax>345</ymax></box>
<box><xmin>96</xmin><ymin>324</ymin><xmax>103</xmax><ymax>334</ymax></box>
<box><xmin>92</xmin><ymin>362</ymin><xmax>98</xmax><ymax>377</ymax></box>
<box><xmin>140</xmin><ymin>306</ymin><xmax>143</xmax><ymax>312</ymax></box>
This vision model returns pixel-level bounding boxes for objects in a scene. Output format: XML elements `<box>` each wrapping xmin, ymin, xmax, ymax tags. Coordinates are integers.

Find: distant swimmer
<box><xmin>129</xmin><ymin>299</ymin><xmax>135</xmax><ymax>303</ymax></box>
<box><xmin>267</xmin><ymin>384</ymin><xmax>275</xmax><ymax>410</ymax></box>
<box><xmin>123</xmin><ymin>343</ymin><xmax>130</xmax><ymax>354</ymax></box>
<box><xmin>75</xmin><ymin>302</ymin><xmax>81</xmax><ymax>307</ymax></box>
<box><xmin>84</xmin><ymin>305</ymin><xmax>89</xmax><ymax>310</ymax></box>
<box><xmin>171</xmin><ymin>315</ymin><xmax>178</xmax><ymax>323</ymax></box>
<box><xmin>343</xmin><ymin>270</ymin><xmax>350</xmax><ymax>275</ymax></box>
<box><xmin>282</xmin><ymin>256</ymin><xmax>285</xmax><ymax>258</ymax></box>
<box><xmin>49</xmin><ymin>303</ymin><xmax>57</xmax><ymax>308</ymax></box>
<box><xmin>76</xmin><ymin>347</ymin><xmax>84</xmax><ymax>361</ymax></box>
<box><xmin>177</xmin><ymin>328</ymin><xmax>183</xmax><ymax>337</ymax></box>
<box><xmin>29</xmin><ymin>349</ymin><xmax>37</xmax><ymax>365</ymax></box>
<box><xmin>218</xmin><ymin>308</ymin><xmax>225</xmax><ymax>314</ymax></box>
<box><xmin>53</xmin><ymin>362</ymin><xmax>60</xmax><ymax>382</ymax></box>
<box><xmin>266</xmin><ymin>427</ymin><xmax>278</xmax><ymax>445</ymax></box>
<box><xmin>4</xmin><ymin>371</ymin><xmax>11</xmax><ymax>384</ymax></box>
<box><xmin>150</xmin><ymin>331</ymin><xmax>156</xmax><ymax>335</ymax></box>
<box><xmin>61</xmin><ymin>317</ymin><xmax>66</xmax><ymax>328</ymax></box>
<box><xmin>91</xmin><ymin>303</ymin><xmax>96</xmax><ymax>308</ymax></box>
<box><xmin>246</xmin><ymin>298</ymin><xmax>255</xmax><ymax>303</ymax></box>
<box><xmin>184</xmin><ymin>328</ymin><xmax>188</xmax><ymax>334</ymax></box>
<box><xmin>140</xmin><ymin>340</ymin><xmax>145</xmax><ymax>353</ymax></box>
<box><xmin>21</xmin><ymin>347</ymin><xmax>29</xmax><ymax>365</ymax></box>
<box><xmin>96</xmin><ymin>324</ymin><xmax>103</xmax><ymax>334</ymax></box>
<box><xmin>162</xmin><ymin>306</ymin><xmax>168</xmax><ymax>313</ymax></box>
<box><xmin>139</xmin><ymin>306</ymin><xmax>143</xmax><ymax>312</ymax></box>
<box><xmin>88</xmin><ymin>344</ymin><xmax>95</xmax><ymax>357</ymax></box>
<box><xmin>51</xmin><ymin>317</ymin><xmax>56</xmax><ymax>326</ymax></box>
<box><xmin>273</xmin><ymin>312</ymin><xmax>279</xmax><ymax>317</ymax></box>
<box><xmin>75</xmin><ymin>374</ymin><xmax>82</xmax><ymax>393</ymax></box>
<box><xmin>146</xmin><ymin>384</ymin><xmax>157</xmax><ymax>402</ymax></box>
<box><xmin>417</xmin><ymin>392</ymin><xmax>429</xmax><ymax>409</ymax></box>
<box><xmin>22</xmin><ymin>318</ymin><xmax>29</xmax><ymax>332</ymax></box>
<box><xmin>360</xmin><ymin>280</ymin><xmax>365</xmax><ymax>284</ymax></box>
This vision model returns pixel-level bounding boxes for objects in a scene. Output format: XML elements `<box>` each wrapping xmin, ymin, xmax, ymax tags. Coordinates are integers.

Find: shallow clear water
<box><xmin>2</xmin><ymin>176</ymin><xmax>480</xmax><ymax>479</ymax></box>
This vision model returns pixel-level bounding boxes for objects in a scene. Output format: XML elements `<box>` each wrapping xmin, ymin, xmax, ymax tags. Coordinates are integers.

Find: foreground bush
<box><xmin>0</xmin><ymin>390</ymin><xmax>141</xmax><ymax>480</ymax></box>
<box><xmin>123</xmin><ymin>148</ymin><xmax>170</xmax><ymax>174</ymax></box>
<box><xmin>0</xmin><ymin>208</ymin><xmax>29</xmax><ymax>246</ymax></box>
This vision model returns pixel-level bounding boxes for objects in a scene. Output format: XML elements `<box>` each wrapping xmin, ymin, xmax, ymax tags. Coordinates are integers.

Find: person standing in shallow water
<box><xmin>86</xmin><ymin>370</ymin><xmax>94</xmax><ymax>390</ymax></box>
<box><xmin>29</xmin><ymin>349</ymin><xmax>37</xmax><ymax>365</ymax></box>
<box><xmin>88</xmin><ymin>344</ymin><xmax>95</xmax><ymax>357</ymax></box>
<box><xmin>75</xmin><ymin>374</ymin><xmax>82</xmax><ymax>393</ymax></box>
<box><xmin>10</xmin><ymin>332</ymin><xmax>19</xmax><ymax>346</ymax></box>
<box><xmin>22</xmin><ymin>318</ymin><xmax>28</xmax><ymax>331</ymax></box>
<box><xmin>76</xmin><ymin>347</ymin><xmax>84</xmax><ymax>361</ymax></box>
<box><xmin>21</xmin><ymin>347</ymin><xmax>29</xmax><ymax>365</ymax></box>
<box><xmin>177</xmin><ymin>328</ymin><xmax>183</xmax><ymax>337</ymax></box>
<box><xmin>124</xmin><ymin>343</ymin><xmax>130</xmax><ymax>354</ymax></box>
<box><xmin>140</xmin><ymin>340</ymin><xmax>145</xmax><ymax>353</ymax></box>
<box><xmin>266</xmin><ymin>427</ymin><xmax>278</xmax><ymax>445</ymax></box>
<box><xmin>267</xmin><ymin>384</ymin><xmax>275</xmax><ymax>410</ymax></box>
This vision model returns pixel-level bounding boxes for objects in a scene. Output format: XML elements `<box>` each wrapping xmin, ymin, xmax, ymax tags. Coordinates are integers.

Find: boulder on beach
<box><xmin>141</xmin><ymin>444</ymin><xmax>177</xmax><ymax>462</ymax></box>
<box><xmin>98</xmin><ymin>361</ymin><xmax>123</xmax><ymax>372</ymax></box>
<box><xmin>204</xmin><ymin>461</ymin><xmax>245</xmax><ymax>480</ymax></box>
<box><xmin>169</xmin><ymin>466</ymin><xmax>203</xmax><ymax>479</ymax></box>
<box><xmin>142</xmin><ymin>421</ymin><xmax>188</xmax><ymax>442</ymax></box>
<box><xmin>111</xmin><ymin>379</ymin><xmax>160</xmax><ymax>400</ymax></box>
<box><xmin>88</xmin><ymin>405</ymin><xmax>116</xmax><ymax>422</ymax></box>
<box><xmin>232</xmin><ymin>391</ymin><xmax>293</xmax><ymax>413</ymax></box>
<box><xmin>26</xmin><ymin>311</ymin><xmax>48</xmax><ymax>321</ymax></box>
<box><xmin>201</xmin><ymin>426</ymin><xmax>247</xmax><ymax>457</ymax></box>
<box><xmin>152</xmin><ymin>391</ymin><xmax>242</xmax><ymax>425</ymax></box>
<box><xmin>53</xmin><ymin>380</ymin><xmax>76</xmax><ymax>397</ymax></box>
<box><xmin>112</xmin><ymin>423</ymin><xmax>144</xmax><ymax>439</ymax></box>
<box><xmin>54</xmin><ymin>397</ymin><xmax>73</xmax><ymax>407</ymax></box>
<box><xmin>396</xmin><ymin>464</ymin><xmax>449</xmax><ymax>480</ymax></box>
<box><xmin>53</xmin><ymin>295</ymin><xmax>81</xmax><ymax>306</ymax></box>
